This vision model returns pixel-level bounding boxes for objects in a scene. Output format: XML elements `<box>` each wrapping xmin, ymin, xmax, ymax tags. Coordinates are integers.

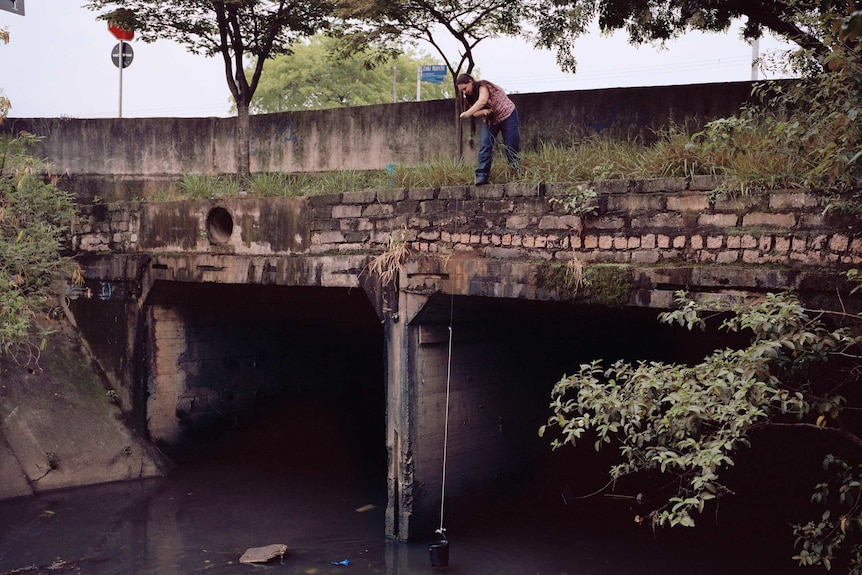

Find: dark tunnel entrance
<box><xmin>135</xmin><ymin>283</ymin><xmax>807</xmax><ymax>565</ymax></box>
<box><xmin>143</xmin><ymin>281</ymin><xmax>387</xmax><ymax>482</ymax></box>
<box><xmin>411</xmin><ymin>295</ymin><xmax>748</xmax><ymax>525</ymax></box>
<box><xmin>410</xmin><ymin>294</ymin><xmax>804</xmax><ymax>567</ymax></box>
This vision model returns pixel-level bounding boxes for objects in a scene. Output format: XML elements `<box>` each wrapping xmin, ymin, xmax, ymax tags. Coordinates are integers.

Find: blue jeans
<box><xmin>476</xmin><ymin>108</ymin><xmax>520</xmax><ymax>183</ymax></box>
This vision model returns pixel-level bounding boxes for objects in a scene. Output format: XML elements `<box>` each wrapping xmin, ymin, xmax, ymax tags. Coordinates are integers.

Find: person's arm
<box><xmin>460</xmin><ymin>85</ymin><xmax>491</xmax><ymax>119</ymax></box>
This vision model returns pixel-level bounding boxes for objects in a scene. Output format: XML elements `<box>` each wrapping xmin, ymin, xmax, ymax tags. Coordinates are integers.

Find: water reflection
<box><xmin>0</xmin><ymin>449</ymin><xmax>799</xmax><ymax>575</ymax></box>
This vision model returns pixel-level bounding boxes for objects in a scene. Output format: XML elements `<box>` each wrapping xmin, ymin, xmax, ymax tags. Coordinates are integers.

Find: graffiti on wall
<box><xmin>250</xmin><ymin>119</ymin><xmax>295</xmax><ymax>158</ymax></box>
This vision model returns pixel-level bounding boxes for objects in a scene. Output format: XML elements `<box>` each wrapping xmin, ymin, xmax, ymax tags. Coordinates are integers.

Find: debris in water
<box><xmin>239</xmin><ymin>544</ymin><xmax>288</xmax><ymax>564</ymax></box>
<box><xmin>354</xmin><ymin>504</ymin><xmax>375</xmax><ymax>513</ymax></box>
<box><xmin>331</xmin><ymin>559</ymin><xmax>351</xmax><ymax>566</ymax></box>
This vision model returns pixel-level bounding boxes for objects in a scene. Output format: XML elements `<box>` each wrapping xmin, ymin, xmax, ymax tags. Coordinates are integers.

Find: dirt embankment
<box><xmin>0</xmin><ymin>315</ymin><xmax>171</xmax><ymax>501</ymax></box>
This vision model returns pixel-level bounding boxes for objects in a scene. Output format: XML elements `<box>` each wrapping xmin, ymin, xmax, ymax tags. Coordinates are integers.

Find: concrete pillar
<box><xmin>147</xmin><ymin>304</ymin><xmax>186</xmax><ymax>446</ymax></box>
<box><xmin>384</xmin><ymin>289</ymin><xmax>429</xmax><ymax>541</ymax></box>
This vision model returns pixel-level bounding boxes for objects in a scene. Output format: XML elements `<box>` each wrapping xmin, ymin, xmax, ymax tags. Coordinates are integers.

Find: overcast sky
<box><xmin>0</xmin><ymin>1</ymin><xmax>794</xmax><ymax>119</ymax></box>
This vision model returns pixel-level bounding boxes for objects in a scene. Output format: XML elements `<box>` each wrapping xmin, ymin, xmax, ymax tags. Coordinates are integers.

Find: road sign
<box><xmin>0</xmin><ymin>0</ymin><xmax>25</xmax><ymax>16</ymax></box>
<box><xmin>420</xmin><ymin>65</ymin><xmax>447</xmax><ymax>84</ymax></box>
<box><xmin>111</xmin><ymin>42</ymin><xmax>134</xmax><ymax>69</ymax></box>
<box><xmin>109</xmin><ymin>24</ymin><xmax>134</xmax><ymax>41</ymax></box>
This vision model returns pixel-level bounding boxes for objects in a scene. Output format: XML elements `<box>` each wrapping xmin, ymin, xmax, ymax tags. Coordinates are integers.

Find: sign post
<box><xmin>108</xmin><ymin>23</ymin><xmax>134</xmax><ymax>118</ymax></box>
<box><xmin>417</xmin><ymin>65</ymin><xmax>447</xmax><ymax>101</ymax></box>
<box><xmin>111</xmin><ymin>42</ymin><xmax>134</xmax><ymax>117</ymax></box>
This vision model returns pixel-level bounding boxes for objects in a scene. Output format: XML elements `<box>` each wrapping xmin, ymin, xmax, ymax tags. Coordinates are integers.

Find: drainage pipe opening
<box><xmin>205</xmin><ymin>207</ymin><xmax>234</xmax><ymax>245</ymax></box>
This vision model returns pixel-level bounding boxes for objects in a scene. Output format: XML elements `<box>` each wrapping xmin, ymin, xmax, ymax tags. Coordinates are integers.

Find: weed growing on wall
<box><xmin>535</xmin><ymin>262</ymin><xmax>631</xmax><ymax>307</ymax></box>
<box><xmin>548</xmin><ymin>183</ymin><xmax>599</xmax><ymax>218</ymax></box>
<box><xmin>365</xmin><ymin>227</ymin><xmax>412</xmax><ymax>287</ymax></box>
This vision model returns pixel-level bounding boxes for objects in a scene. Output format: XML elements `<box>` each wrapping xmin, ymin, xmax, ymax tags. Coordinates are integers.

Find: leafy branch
<box><xmin>541</xmin><ymin>289</ymin><xmax>862</xmax><ymax>571</ymax></box>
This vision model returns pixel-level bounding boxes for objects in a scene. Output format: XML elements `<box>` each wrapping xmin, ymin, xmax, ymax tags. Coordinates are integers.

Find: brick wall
<box><xmin>73</xmin><ymin>179</ymin><xmax>862</xmax><ymax>272</ymax></box>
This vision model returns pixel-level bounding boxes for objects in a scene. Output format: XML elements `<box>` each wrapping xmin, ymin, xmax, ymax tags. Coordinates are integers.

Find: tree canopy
<box><xmin>332</xmin><ymin>0</ymin><xmax>526</xmax><ymax>81</ymax></box>
<box><xmin>332</xmin><ymin>0</ymin><xmax>531</xmax><ymax>158</ymax></box>
<box><xmin>85</xmin><ymin>0</ymin><xmax>332</xmax><ymax>181</ymax></box>
<box><xmin>246</xmin><ymin>35</ymin><xmax>453</xmax><ymax>113</ymax></box>
<box><xmin>530</xmin><ymin>0</ymin><xmax>860</xmax><ymax>72</ymax></box>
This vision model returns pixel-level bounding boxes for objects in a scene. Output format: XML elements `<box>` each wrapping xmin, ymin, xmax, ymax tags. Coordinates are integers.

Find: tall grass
<box><xmin>149</xmin><ymin>124</ymin><xmax>815</xmax><ymax>202</ymax></box>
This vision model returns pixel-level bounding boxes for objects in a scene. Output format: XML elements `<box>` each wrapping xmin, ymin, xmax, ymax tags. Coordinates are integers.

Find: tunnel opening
<box><xmin>143</xmin><ymin>281</ymin><xmax>386</xmax><ymax>485</ymax></box>
<box><xmin>411</xmin><ymin>294</ymin><xmax>808</xmax><ymax>567</ymax></box>
<box><xmin>136</xmin><ymin>283</ymin><xmax>821</xmax><ymax>566</ymax></box>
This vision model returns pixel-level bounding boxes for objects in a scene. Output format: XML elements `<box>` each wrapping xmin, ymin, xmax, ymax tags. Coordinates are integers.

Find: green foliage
<box><xmin>100</xmin><ymin>7</ymin><xmax>137</xmax><ymax>31</ymax></box>
<box><xmin>528</xmin><ymin>0</ymin><xmax>835</xmax><ymax>73</ymax></box>
<box><xmin>549</xmin><ymin>183</ymin><xmax>599</xmax><ymax>217</ymax></box>
<box><xmin>690</xmin><ymin>6</ymin><xmax>862</xmax><ymax>197</ymax></box>
<box><xmin>387</xmin><ymin>157</ymin><xmax>474</xmax><ymax>188</ymax></box>
<box><xmin>793</xmin><ymin>455</ymin><xmax>862</xmax><ymax>572</ymax></box>
<box><xmin>541</xmin><ymin>290</ymin><xmax>862</xmax><ymax>571</ymax></box>
<box><xmin>85</xmin><ymin>1</ymin><xmax>331</xmax><ymax>61</ymax></box>
<box><xmin>526</xmin><ymin>2</ymin><xmax>862</xmax><ymax>196</ymax></box>
<box><xmin>248</xmin><ymin>35</ymin><xmax>451</xmax><ymax>113</ymax></box>
<box><xmin>535</xmin><ymin>260</ymin><xmax>586</xmax><ymax>301</ymax></box>
<box><xmin>0</xmin><ymin>133</ymin><xmax>76</xmax><ymax>360</ymax></box>
<box><xmin>85</xmin><ymin>0</ymin><xmax>333</xmax><ymax>180</ymax></box>
<box><xmin>179</xmin><ymin>174</ymin><xmax>240</xmax><ymax>199</ymax></box>
<box><xmin>535</xmin><ymin>263</ymin><xmax>631</xmax><ymax>307</ymax></box>
<box><xmin>333</xmin><ymin>0</ymin><xmax>527</xmax><ymax>84</ymax></box>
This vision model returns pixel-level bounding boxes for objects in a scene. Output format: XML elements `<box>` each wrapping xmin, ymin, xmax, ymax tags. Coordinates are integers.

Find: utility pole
<box><xmin>751</xmin><ymin>38</ymin><xmax>760</xmax><ymax>81</ymax></box>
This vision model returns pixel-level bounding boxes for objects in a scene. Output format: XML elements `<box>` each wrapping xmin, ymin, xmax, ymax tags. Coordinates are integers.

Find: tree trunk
<box><xmin>236</xmin><ymin>100</ymin><xmax>251</xmax><ymax>183</ymax></box>
<box><xmin>454</xmin><ymin>95</ymin><xmax>463</xmax><ymax>161</ymax></box>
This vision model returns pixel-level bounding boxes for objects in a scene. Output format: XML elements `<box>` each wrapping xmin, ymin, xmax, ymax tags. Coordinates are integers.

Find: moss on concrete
<box><xmin>536</xmin><ymin>262</ymin><xmax>632</xmax><ymax>308</ymax></box>
<box><xmin>0</xmin><ymin>316</ymin><xmax>171</xmax><ymax>501</ymax></box>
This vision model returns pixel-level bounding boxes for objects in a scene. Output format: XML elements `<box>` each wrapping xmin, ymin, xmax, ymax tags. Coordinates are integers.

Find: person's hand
<box><xmin>459</xmin><ymin>111</ymin><xmax>470</xmax><ymax>119</ymax></box>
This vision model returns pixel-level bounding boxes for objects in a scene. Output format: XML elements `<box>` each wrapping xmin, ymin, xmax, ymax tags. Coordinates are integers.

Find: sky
<box><xmin>0</xmin><ymin>1</ymin><xmax>795</xmax><ymax>119</ymax></box>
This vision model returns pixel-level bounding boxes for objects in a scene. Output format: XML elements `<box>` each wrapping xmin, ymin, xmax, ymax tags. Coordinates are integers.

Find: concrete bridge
<box><xmin>68</xmin><ymin>178</ymin><xmax>862</xmax><ymax>541</ymax></box>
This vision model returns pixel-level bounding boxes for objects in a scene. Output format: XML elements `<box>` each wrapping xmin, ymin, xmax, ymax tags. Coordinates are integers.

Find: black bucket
<box><xmin>428</xmin><ymin>538</ymin><xmax>450</xmax><ymax>568</ymax></box>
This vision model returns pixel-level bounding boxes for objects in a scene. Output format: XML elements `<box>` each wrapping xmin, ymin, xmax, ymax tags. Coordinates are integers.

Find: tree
<box><xmin>0</xmin><ymin>133</ymin><xmax>78</xmax><ymax>364</ymax></box>
<box><xmin>688</xmin><ymin>4</ymin><xmax>862</xmax><ymax>194</ymax></box>
<box><xmin>246</xmin><ymin>34</ymin><xmax>453</xmax><ymax>113</ymax></box>
<box><xmin>541</xmin><ymin>290</ymin><xmax>862</xmax><ymax>572</ymax></box>
<box><xmin>0</xmin><ymin>26</ymin><xmax>76</xmax><ymax>367</ymax></box>
<box><xmin>331</xmin><ymin>0</ymin><xmax>529</xmax><ymax>158</ymax></box>
<box><xmin>529</xmin><ymin>0</ymin><xmax>856</xmax><ymax>73</ymax></box>
<box><xmin>85</xmin><ymin>1</ymin><xmax>332</xmax><ymax>182</ymax></box>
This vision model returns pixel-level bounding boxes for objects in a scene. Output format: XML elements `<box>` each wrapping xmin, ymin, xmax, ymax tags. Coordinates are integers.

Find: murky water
<box><xmin>0</xmin><ymin>448</ymin><xmax>801</xmax><ymax>575</ymax></box>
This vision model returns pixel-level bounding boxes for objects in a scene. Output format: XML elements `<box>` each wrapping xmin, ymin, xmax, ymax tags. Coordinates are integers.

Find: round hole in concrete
<box><xmin>205</xmin><ymin>207</ymin><xmax>234</xmax><ymax>245</ymax></box>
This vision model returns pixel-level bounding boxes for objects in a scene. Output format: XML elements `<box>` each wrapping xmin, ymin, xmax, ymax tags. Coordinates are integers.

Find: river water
<box><xmin>0</xmin><ymin>446</ymin><xmax>801</xmax><ymax>575</ymax></box>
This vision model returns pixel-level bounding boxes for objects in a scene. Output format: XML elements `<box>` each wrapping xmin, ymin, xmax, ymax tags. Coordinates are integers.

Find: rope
<box><xmin>437</xmin><ymin>170</ymin><xmax>462</xmax><ymax>539</ymax></box>
<box><xmin>437</xmin><ymin>293</ymin><xmax>455</xmax><ymax>537</ymax></box>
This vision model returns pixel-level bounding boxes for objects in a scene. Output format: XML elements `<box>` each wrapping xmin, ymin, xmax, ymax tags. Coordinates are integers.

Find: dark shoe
<box><xmin>475</xmin><ymin>178</ymin><xmax>489</xmax><ymax>186</ymax></box>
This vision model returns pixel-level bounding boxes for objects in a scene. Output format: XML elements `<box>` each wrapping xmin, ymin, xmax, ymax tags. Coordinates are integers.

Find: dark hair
<box><xmin>456</xmin><ymin>73</ymin><xmax>484</xmax><ymax>106</ymax></box>
<box><xmin>455</xmin><ymin>73</ymin><xmax>473</xmax><ymax>86</ymax></box>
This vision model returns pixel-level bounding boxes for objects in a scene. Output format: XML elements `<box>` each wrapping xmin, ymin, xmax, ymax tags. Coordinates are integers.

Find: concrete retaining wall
<box><xmin>5</xmin><ymin>82</ymin><xmax>755</xmax><ymax>196</ymax></box>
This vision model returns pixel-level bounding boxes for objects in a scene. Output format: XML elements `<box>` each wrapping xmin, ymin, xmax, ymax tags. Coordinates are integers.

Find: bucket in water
<box><xmin>428</xmin><ymin>538</ymin><xmax>450</xmax><ymax>568</ymax></box>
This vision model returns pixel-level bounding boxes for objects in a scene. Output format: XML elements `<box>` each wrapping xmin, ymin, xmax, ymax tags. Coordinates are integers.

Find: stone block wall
<box><xmin>72</xmin><ymin>179</ymin><xmax>862</xmax><ymax>275</ymax></box>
